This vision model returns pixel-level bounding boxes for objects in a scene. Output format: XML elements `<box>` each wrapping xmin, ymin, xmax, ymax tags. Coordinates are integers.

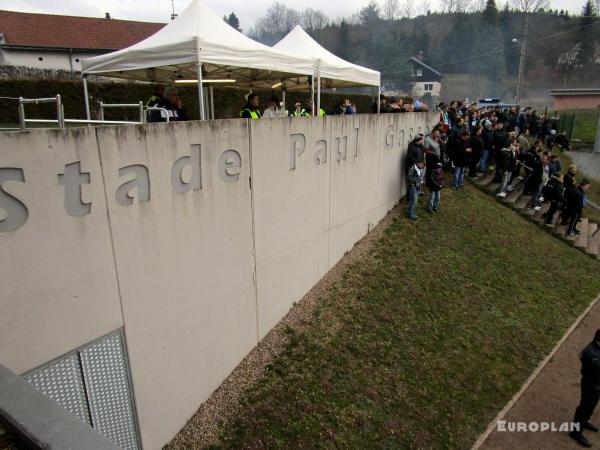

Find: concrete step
<box><xmin>488</xmin><ymin>183</ymin><xmax>501</xmax><ymax>194</ymax></box>
<box><xmin>514</xmin><ymin>195</ymin><xmax>531</xmax><ymax>210</ymax></box>
<box><xmin>574</xmin><ymin>218</ymin><xmax>590</xmax><ymax>248</ymax></box>
<box><xmin>476</xmin><ymin>173</ymin><xmax>495</xmax><ymax>187</ymax></box>
<box><xmin>586</xmin><ymin>223</ymin><xmax>599</xmax><ymax>256</ymax></box>
<box><xmin>533</xmin><ymin>202</ymin><xmax>551</xmax><ymax>222</ymax></box>
<box><xmin>503</xmin><ymin>185</ymin><xmax>524</xmax><ymax>205</ymax></box>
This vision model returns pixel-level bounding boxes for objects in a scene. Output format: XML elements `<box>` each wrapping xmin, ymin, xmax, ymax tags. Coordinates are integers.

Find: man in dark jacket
<box><xmin>452</xmin><ymin>131</ymin><xmax>471</xmax><ymax>189</ymax></box>
<box><xmin>492</xmin><ymin>122</ymin><xmax>509</xmax><ymax>182</ymax></box>
<box><xmin>571</xmin><ymin>329</ymin><xmax>600</xmax><ymax>447</ymax></box>
<box><xmin>564</xmin><ymin>179</ymin><xmax>591</xmax><ymax>237</ymax></box>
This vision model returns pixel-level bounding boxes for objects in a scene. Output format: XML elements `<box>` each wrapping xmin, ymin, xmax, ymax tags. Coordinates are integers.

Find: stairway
<box><xmin>470</xmin><ymin>173</ymin><xmax>600</xmax><ymax>260</ymax></box>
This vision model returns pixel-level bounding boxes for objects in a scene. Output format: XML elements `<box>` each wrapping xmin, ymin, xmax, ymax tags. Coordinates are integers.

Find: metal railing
<box><xmin>99</xmin><ymin>101</ymin><xmax>145</xmax><ymax>123</ymax></box>
<box><xmin>18</xmin><ymin>95</ymin><xmax>64</xmax><ymax>129</ymax></box>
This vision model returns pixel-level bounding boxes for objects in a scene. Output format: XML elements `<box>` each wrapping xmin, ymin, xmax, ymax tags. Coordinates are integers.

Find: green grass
<box><xmin>558</xmin><ymin>109</ymin><xmax>599</xmax><ymax>145</ymax></box>
<box><xmin>560</xmin><ymin>152</ymin><xmax>600</xmax><ymax>224</ymax></box>
<box><xmin>205</xmin><ymin>181</ymin><xmax>600</xmax><ymax>449</ymax></box>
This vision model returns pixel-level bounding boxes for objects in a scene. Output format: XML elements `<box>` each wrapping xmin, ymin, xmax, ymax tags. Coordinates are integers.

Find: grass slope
<box><xmin>210</xmin><ymin>181</ymin><xmax>600</xmax><ymax>449</ymax></box>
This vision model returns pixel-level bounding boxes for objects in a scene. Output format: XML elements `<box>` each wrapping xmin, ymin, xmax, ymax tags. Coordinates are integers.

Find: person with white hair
<box><xmin>160</xmin><ymin>86</ymin><xmax>188</xmax><ymax>121</ymax></box>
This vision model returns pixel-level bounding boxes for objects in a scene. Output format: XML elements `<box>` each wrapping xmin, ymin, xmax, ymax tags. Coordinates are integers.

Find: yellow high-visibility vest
<box><xmin>240</xmin><ymin>108</ymin><xmax>261</xmax><ymax>119</ymax></box>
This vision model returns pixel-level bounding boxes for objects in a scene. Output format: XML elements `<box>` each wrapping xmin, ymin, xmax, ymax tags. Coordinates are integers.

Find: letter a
<box><xmin>115</xmin><ymin>165</ymin><xmax>150</xmax><ymax>206</ymax></box>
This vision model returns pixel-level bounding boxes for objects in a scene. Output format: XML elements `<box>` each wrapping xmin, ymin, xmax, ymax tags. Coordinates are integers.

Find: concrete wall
<box><xmin>552</xmin><ymin>95</ymin><xmax>600</xmax><ymax>110</ymax></box>
<box><xmin>568</xmin><ymin>151</ymin><xmax>600</xmax><ymax>174</ymax></box>
<box><xmin>0</xmin><ymin>113</ymin><xmax>435</xmax><ymax>449</ymax></box>
<box><xmin>1</xmin><ymin>48</ymin><xmax>101</xmax><ymax>72</ymax></box>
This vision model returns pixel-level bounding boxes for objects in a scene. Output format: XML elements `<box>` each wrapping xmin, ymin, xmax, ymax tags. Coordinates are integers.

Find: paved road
<box><xmin>482</xmin><ymin>296</ymin><xmax>600</xmax><ymax>449</ymax></box>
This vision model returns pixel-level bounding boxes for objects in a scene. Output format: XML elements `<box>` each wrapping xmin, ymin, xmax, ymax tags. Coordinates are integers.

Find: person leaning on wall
<box><xmin>240</xmin><ymin>93</ymin><xmax>262</xmax><ymax>119</ymax></box>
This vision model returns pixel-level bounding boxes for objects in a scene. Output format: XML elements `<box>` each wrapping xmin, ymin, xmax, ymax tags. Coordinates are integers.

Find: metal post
<box><xmin>82</xmin><ymin>77</ymin><xmax>91</xmax><ymax>122</ymax></box>
<box><xmin>210</xmin><ymin>86</ymin><xmax>215</xmax><ymax>120</ymax></box>
<box><xmin>282</xmin><ymin>89</ymin><xmax>286</xmax><ymax>115</ymax></box>
<box><xmin>594</xmin><ymin>113</ymin><xmax>600</xmax><ymax>153</ymax></box>
<box><xmin>56</xmin><ymin>94</ymin><xmax>65</xmax><ymax>128</ymax></box>
<box><xmin>311</xmin><ymin>75</ymin><xmax>315</xmax><ymax>116</ymax></box>
<box><xmin>99</xmin><ymin>102</ymin><xmax>105</xmax><ymax>122</ymax></box>
<box><xmin>316</xmin><ymin>73</ymin><xmax>321</xmax><ymax>117</ymax></box>
<box><xmin>377</xmin><ymin>86</ymin><xmax>381</xmax><ymax>114</ymax></box>
<box><xmin>196</xmin><ymin>38</ymin><xmax>205</xmax><ymax>121</ymax></box>
<box><xmin>138</xmin><ymin>101</ymin><xmax>145</xmax><ymax>123</ymax></box>
<box><xmin>515</xmin><ymin>15</ymin><xmax>528</xmax><ymax>107</ymax></box>
<box><xmin>18</xmin><ymin>97</ymin><xmax>26</xmax><ymax>129</ymax></box>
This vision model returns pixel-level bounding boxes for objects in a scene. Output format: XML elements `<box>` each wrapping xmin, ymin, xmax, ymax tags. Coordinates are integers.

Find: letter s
<box><xmin>0</xmin><ymin>168</ymin><xmax>28</xmax><ymax>233</ymax></box>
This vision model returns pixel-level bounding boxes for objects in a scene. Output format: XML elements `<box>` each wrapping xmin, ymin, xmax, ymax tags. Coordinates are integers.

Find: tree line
<box><xmin>223</xmin><ymin>0</ymin><xmax>599</xmax><ymax>96</ymax></box>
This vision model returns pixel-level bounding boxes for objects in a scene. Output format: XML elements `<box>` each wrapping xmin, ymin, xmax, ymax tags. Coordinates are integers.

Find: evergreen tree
<box><xmin>483</xmin><ymin>0</ymin><xmax>499</xmax><ymax>25</ymax></box>
<box><xmin>225</xmin><ymin>12</ymin><xmax>242</xmax><ymax>32</ymax></box>
<box><xmin>337</xmin><ymin>20</ymin><xmax>350</xmax><ymax>60</ymax></box>
<box><xmin>577</xmin><ymin>0</ymin><xmax>597</xmax><ymax>68</ymax></box>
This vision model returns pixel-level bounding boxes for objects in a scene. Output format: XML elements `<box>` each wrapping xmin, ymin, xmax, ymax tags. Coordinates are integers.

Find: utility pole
<box><xmin>594</xmin><ymin>113</ymin><xmax>600</xmax><ymax>153</ymax></box>
<box><xmin>514</xmin><ymin>14</ymin><xmax>529</xmax><ymax>107</ymax></box>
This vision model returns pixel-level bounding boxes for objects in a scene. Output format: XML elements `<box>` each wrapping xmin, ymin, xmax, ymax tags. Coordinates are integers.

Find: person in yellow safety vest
<box><xmin>240</xmin><ymin>93</ymin><xmax>262</xmax><ymax>119</ymax></box>
<box><xmin>146</xmin><ymin>84</ymin><xmax>165</xmax><ymax>108</ymax></box>
<box><xmin>308</xmin><ymin>99</ymin><xmax>326</xmax><ymax>116</ymax></box>
<box><xmin>291</xmin><ymin>102</ymin><xmax>310</xmax><ymax>117</ymax></box>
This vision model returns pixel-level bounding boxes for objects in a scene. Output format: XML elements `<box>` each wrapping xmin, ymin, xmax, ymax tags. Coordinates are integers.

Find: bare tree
<box><xmin>256</xmin><ymin>2</ymin><xmax>289</xmax><ymax>35</ymax></box>
<box><xmin>416</xmin><ymin>0</ymin><xmax>431</xmax><ymax>16</ymax></box>
<box><xmin>382</xmin><ymin>0</ymin><xmax>401</xmax><ymax>20</ymax></box>
<box><xmin>509</xmin><ymin>0</ymin><xmax>549</xmax><ymax>12</ymax></box>
<box><xmin>301</xmin><ymin>8</ymin><xmax>328</xmax><ymax>29</ymax></box>
<box><xmin>400</xmin><ymin>0</ymin><xmax>414</xmax><ymax>18</ymax></box>
<box><xmin>470</xmin><ymin>0</ymin><xmax>487</xmax><ymax>11</ymax></box>
<box><xmin>284</xmin><ymin>8</ymin><xmax>302</xmax><ymax>32</ymax></box>
<box><xmin>441</xmin><ymin>0</ymin><xmax>473</xmax><ymax>13</ymax></box>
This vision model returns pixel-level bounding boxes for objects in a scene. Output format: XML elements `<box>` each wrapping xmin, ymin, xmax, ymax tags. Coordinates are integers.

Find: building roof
<box><xmin>408</xmin><ymin>56</ymin><xmax>443</xmax><ymax>77</ymax></box>
<box><xmin>550</xmin><ymin>88</ymin><xmax>600</xmax><ymax>96</ymax></box>
<box><xmin>0</xmin><ymin>10</ymin><xmax>165</xmax><ymax>51</ymax></box>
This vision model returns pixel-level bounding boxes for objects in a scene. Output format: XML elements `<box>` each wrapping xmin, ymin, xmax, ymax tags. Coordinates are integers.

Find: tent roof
<box><xmin>80</xmin><ymin>0</ymin><xmax>314</xmax><ymax>89</ymax></box>
<box><xmin>273</xmin><ymin>26</ymin><xmax>380</xmax><ymax>88</ymax></box>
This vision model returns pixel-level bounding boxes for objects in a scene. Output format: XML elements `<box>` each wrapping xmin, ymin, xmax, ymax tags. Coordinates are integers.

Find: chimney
<box><xmin>105</xmin><ymin>12</ymin><xmax>111</xmax><ymax>19</ymax></box>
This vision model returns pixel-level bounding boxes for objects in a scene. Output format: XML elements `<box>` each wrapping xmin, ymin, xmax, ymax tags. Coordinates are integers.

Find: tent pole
<box><xmin>82</xmin><ymin>76</ymin><xmax>91</xmax><ymax>122</ymax></box>
<box><xmin>311</xmin><ymin>75</ymin><xmax>315</xmax><ymax>116</ymax></box>
<box><xmin>210</xmin><ymin>86</ymin><xmax>215</xmax><ymax>119</ymax></box>
<box><xmin>282</xmin><ymin>88</ymin><xmax>286</xmax><ymax>114</ymax></box>
<box><xmin>317</xmin><ymin>74</ymin><xmax>321</xmax><ymax>117</ymax></box>
<box><xmin>196</xmin><ymin>38</ymin><xmax>205</xmax><ymax>121</ymax></box>
<box><xmin>197</xmin><ymin>62</ymin><xmax>205</xmax><ymax>121</ymax></box>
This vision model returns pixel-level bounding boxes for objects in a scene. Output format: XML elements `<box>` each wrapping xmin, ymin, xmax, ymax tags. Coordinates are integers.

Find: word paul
<box><xmin>0</xmin><ymin>145</ymin><xmax>242</xmax><ymax>233</ymax></box>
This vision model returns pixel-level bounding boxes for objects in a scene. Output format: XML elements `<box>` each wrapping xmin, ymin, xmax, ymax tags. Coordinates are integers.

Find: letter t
<box><xmin>58</xmin><ymin>161</ymin><xmax>91</xmax><ymax>217</ymax></box>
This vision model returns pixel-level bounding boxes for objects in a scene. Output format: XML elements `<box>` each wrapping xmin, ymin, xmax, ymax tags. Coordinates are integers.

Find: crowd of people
<box><xmin>404</xmin><ymin>101</ymin><xmax>590</xmax><ymax>237</ymax></box>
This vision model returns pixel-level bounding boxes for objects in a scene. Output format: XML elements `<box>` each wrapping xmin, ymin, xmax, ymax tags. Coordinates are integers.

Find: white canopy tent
<box><xmin>273</xmin><ymin>26</ymin><xmax>381</xmax><ymax>114</ymax></box>
<box><xmin>80</xmin><ymin>0</ymin><xmax>315</xmax><ymax>120</ymax></box>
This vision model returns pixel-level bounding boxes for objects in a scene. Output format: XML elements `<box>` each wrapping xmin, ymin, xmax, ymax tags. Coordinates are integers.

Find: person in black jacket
<box><xmin>480</xmin><ymin>120</ymin><xmax>494</xmax><ymax>173</ymax></box>
<box><xmin>427</xmin><ymin>162</ymin><xmax>444</xmax><ymax>212</ymax></box>
<box><xmin>571</xmin><ymin>329</ymin><xmax>600</xmax><ymax>447</ymax></box>
<box><xmin>452</xmin><ymin>131</ymin><xmax>471</xmax><ymax>189</ymax></box>
<box><xmin>492</xmin><ymin>122</ymin><xmax>508</xmax><ymax>182</ymax></box>
<box><xmin>468</xmin><ymin>126</ymin><xmax>484</xmax><ymax>178</ymax></box>
<box><xmin>543</xmin><ymin>173</ymin><xmax>564</xmax><ymax>227</ymax></box>
<box><xmin>565</xmin><ymin>179</ymin><xmax>591</xmax><ymax>237</ymax></box>
<box><xmin>406</xmin><ymin>135</ymin><xmax>425</xmax><ymax>173</ymax></box>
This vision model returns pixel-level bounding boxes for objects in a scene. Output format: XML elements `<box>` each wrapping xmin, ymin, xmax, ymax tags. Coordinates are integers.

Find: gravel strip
<box><xmin>166</xmin><ymin>205</ymin><xmax>401</xmax><ymax>449</ymax></box>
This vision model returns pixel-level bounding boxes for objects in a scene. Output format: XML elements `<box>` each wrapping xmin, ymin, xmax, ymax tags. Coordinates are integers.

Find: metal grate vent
<box><xmin>80</xmin><ymin>331</ymin><xmax>139</xmax><ymax>450</ymax></box>
<box><xmin>23</xmin><ymin>330</ymin><xmax>139</xmax><ymax>450</ymax></box>
<box><xmin>24</xmin><ymin>353</ymin><xmax>91</xmax><ymax>425</ymax></box>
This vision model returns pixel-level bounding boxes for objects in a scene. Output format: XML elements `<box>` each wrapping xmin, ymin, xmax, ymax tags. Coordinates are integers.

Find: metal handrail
<box><xmin>145</xmin><ymin>107</ymin><xmax>171</xmax><ymax>123</ymax></box>
<box><xmin>18</xmin><ymin>95</ymin><xmax>64</xmax><ymax>129</ymax></box>
<box><xmin>99</xmin><ymin>101</ymin><xmax>145</xmax><ymax>123</ymax></box>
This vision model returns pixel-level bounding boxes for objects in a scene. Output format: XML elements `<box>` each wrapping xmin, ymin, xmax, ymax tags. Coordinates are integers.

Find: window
<box><xmin>425</xmin><ymin>83</ymin><xmax>433</xmax><ymax>92</ymax></box>
<box><xmin>416</xmin><ymin>69</ymin><xmax>423</xmax><ymax>77</ymax></box>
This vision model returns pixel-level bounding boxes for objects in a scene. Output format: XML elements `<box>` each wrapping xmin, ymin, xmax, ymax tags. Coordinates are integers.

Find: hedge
<box><xmin>0</xmin><ymin>79</ymin><xmax>377</xmax><ymax>124</ymax></box>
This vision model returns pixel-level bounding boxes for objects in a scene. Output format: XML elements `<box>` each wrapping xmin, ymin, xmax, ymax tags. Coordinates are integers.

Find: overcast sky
<box><xmin>2</xmin><ymin>0</ymin><xmax>588</xmax><ymax>30</ymax></box>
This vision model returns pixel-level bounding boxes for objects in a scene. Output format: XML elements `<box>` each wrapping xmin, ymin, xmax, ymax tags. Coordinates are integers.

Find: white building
<box><xmin>0</xmin><ymin>10</ymin><xmax>164</xmax><ymax>75</ymax></box>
